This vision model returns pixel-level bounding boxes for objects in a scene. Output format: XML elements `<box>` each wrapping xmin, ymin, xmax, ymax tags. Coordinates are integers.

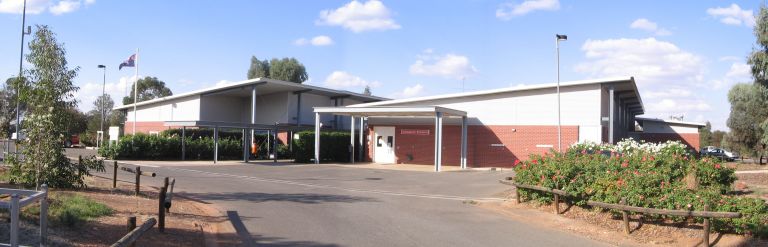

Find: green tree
<box><xmin>727</xmin><ymin>83</ymin><xmax>768</xmax><ymax>163</ymax></box>
<box><xmin>8</xmin><ymin>25</ymin><xmax>103</xmax><ymax>188</ymax></box>
<box><xmin>363</xmin><ymin>85</ymin><xmax>372</xmax><ymax>96</ymax></box>
<box><xmin>269</xmin><ymin>57</ymin><xmax>308</xmax><ymax>83</ymax></box>
<box><xmin>247</xmin><ymin>56</ymin><xmax>270</xmax><ymax>79</ymax></box>
<box><xmin>87</xmin><ymin>94</ymin><xmax>114</xmax><ymax>132</ymax></box>
<box><xmin>712</xmin><ymin>130</ymin><xmax>726</xmax><ymax>147</ymax></box>
<box><xmin>749</xmin><ymin>6</ymin><xmax>768</xmax><ymax>87</ymax></box>
<box><xmin>0</xmin><ymin>78</ymin><xmax>21</xmax><ymax>138</ymax></box>
<box><xmin>122</xmin><ymin>76</ymin><xmax>172</xmax><ymax>105</ymax></box>
<box><xmin>64</xmin><ymin>106</ymin><xmax>88</xmax><ymax>135</ymax></box>
<box><xmin>699</xmin><ymin>121</ymin><xmax>712</xmax><ymax>147</ymax></box>
<box><xmin>245</xmin><ymin>56</ymin><xmax>308</xmax><ymax>83</ymax></box>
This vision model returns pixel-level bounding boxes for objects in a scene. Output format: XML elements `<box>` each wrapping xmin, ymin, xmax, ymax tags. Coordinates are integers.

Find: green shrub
<box><xmin>515</xmin><ymin>138</ymin><xmax>768</xmax><ymax>237</ymax></box>
<box><xmin>98</xmin><ymin>132</ymin><xmax>285</xmax><ymax>160</ymax></box>
<box><xmin>293</xmin><ymin>131</ymin><xmax>357</xmax><ymax>163</ymax></box>
<box><xmin>23</xmin><ymin>193</ymin><xmax>112</xmax><ymax>227</ymax></box>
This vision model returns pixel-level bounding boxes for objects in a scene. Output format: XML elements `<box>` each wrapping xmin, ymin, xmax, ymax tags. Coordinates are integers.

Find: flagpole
<box><xmin>133</xmin><ymin>48</ymin><xmax>138</xmax><ymax>135</ymax></box>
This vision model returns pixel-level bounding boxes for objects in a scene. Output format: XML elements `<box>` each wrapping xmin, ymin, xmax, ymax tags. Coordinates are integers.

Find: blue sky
<box><xmin>0</xmin><ymin>0</ymin><xmax>760</xmax><ymax>130</ymax></box>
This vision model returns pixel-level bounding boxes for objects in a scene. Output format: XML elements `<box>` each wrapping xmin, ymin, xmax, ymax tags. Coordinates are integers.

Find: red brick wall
<box><xmin>123</xmin><ymin>121</ymin><xmax>174</xmax><ymax>134</ymax></box>
<box><xmin>368</xmin><ymin>124</ymin><xmax>578</xmax><ymax>168</ymax></box>
<box><xmin>277</xmin><ymin>132</ymin><xmax>289</xmax><ymax>145</ymax></box>
<box><xmin>638</xmin><ymin>133</ymin><xmax>701</xmax><ymax>151</ymax></box>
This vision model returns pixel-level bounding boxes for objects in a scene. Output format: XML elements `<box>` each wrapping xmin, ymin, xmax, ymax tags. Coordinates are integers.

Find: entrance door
<box><xmin>374</xmin><ymin>126</ymin><xmax>395</xmax><ymax>164</ymax></box>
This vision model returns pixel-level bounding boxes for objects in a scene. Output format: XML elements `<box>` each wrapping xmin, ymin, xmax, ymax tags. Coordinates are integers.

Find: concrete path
<box><xmin>68</xmin><ymin>150</ymin><xmax>608</xmax><ymax>246</ymax></box>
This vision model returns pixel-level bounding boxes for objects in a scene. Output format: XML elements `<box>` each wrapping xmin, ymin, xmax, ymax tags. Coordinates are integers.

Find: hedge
<box><xmin>98</xmin><ymin>132</ymin><xmax>291</xmax><ymax>160</ymax></box>
<box><xmin>293</xmin><ymin>131</ymin><xmax>360</xmax><ymax>163</ymax></box>
<box><xmin>515</xmin><ymin>139</ymin><xmax>768</xmax><ymax>237</ymax></box>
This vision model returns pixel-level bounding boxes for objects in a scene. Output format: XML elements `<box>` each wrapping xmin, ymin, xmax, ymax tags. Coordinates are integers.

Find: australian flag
<box><xmin>119</xmin><ymin>54</ymin><xmax>136</xmax><ymax>70</ymax></box>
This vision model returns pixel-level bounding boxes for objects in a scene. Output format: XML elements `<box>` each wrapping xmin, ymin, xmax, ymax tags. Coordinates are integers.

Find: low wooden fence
<box><xmin>499</xmin><ymin>177</ymin><xmax>741</xmax><ymax>246</ymax></box>
<box><xmin>111</xmin><ymin>217</ymin><xmax>157</xmax><ymax>247</ymax></box>
<box><xmin>0</xmin><ymin>185</ymin><xmax>49</xmax><ymax>247</ymax></box>
<box><xmin>108</xmin><ymin>160</ymin><xmax>175</xmax><ymax>233</ymax></box>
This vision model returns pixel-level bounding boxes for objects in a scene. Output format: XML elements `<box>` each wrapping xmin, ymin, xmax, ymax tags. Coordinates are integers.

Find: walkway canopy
<box><xmin>313</xmin><ymin>106</ymin><xmax>468</xmax><ymax>172</ymax></box>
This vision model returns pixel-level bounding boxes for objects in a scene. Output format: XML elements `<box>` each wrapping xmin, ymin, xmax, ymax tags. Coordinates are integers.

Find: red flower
<box><xmin>621</xmin><ymin>162</ymin><xmax>629</xmax><ymax>168</ymax></box>
<box><xmin>532</xmin><ymin>159</ymin><xmax>538</xmax><ymax>164</ymax></box>
<box><xmin>650</xmin><ymin>156</ymin><xmax>655</xmax><ymax>161</ymax></box>
<box><xmin>514</xmin><ymin>159</ymin><xmax>521</xmax><ymax>166</ymax></box>
<box><xmin>715</xmin><ymin>164</ymin><xmax>721</xmax><ymax>169</ymax></box>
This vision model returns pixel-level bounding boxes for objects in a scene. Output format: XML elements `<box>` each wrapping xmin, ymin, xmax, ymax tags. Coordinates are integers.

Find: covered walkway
<box><xmin>314</xmin><ymin>106</ymin><xmax>468</xmax><ymax>172</ymax></box>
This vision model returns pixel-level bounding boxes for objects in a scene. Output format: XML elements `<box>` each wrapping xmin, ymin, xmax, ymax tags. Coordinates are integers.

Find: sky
<box><xmin>0</xmin><ymin>0</ymin><xmax>761</xmax><ymax>131</ymax></box>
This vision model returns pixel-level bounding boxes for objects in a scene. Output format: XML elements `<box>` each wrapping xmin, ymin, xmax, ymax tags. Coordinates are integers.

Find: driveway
<box><xmin>70</xmin><ymin>150</ymin><xmax>607</xmax><ymax>247</ymax></box>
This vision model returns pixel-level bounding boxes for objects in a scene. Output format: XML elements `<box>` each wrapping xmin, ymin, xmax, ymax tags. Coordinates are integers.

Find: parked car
<box><xmin>63</xmin><ymin>134</ymin><xmax>80</xmax><ymax>148</ymax></box>
<box><xmin>701</xmin><ymin>148</ymin><xmax>734</xmax><ymax>161</ymax></box>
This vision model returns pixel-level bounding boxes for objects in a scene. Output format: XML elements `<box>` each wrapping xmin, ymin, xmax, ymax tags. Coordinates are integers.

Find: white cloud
<box><xmin>496</xmin><ymin>0</ymin><xmax>559</xmax><ymax>20</ymax></box>
<box><xmin>294</xmin><ymin>35</ymin><xmax>334</xmax><ymax>46</ymax></box>
<box><xmin>410</xmin><ymin>51</ymin><xmax>477</xmax><ymax>79</ymax></box>
<box><xmin>75</xmin><ymin>75</ymin><xmax>136</xmax><ymax>111</ymax></box>
<box><xmin>0</xmin><ymin>0</ymin><xmax>48</xmax><ymax>14</ymax></box>
<box><xmin>575</xmin><ymin>37</ymin><xmax>712</xmax><ymax>121</ymax></box>
<box><xmin>390</xmin><ymin>84</ymin><xmax>424</xmax><ymax>99</ymax></box>
<box><xmin>707</xmin><ymin>4</ymin><xmax>755</xmax><ymax>27</ymax></box>
<box><xmin>323</xmin><ymin>71</ymin><xmax>380</xmax><ymax>89</ymax></box>
<box><xmin>630</xmin><ymin>18</ymin><xmax>671</xmax><ymax>36</ymax></box>
<box><xmin>575</xmin><ymin>38</ymin><xmax>703</xmax><ymax>85</ymax></box>
<box><xmin>49</xmin><ymin>0</ymin><xmax>80</xmax><ymax>15</ymax></box>
<box><xmin>316</xmin><ymin>0</ymin><xmax>400</xmax><ymax>32</ymax></box>
<box><xmin>0</xmin><ymin>0</ymin><xmax>90</xmax><ymax>15</ymax></box>
<box><xmin>712</xmin><ymin>62</ymin><xmax>752</xmax><ymax>89</ymax></box>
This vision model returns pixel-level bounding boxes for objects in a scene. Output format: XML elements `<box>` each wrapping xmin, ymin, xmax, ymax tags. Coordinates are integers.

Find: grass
<box><xmin>23</xmin><ymin>192</ymin><xmax>113</xmax><ymax>227</ymax></box>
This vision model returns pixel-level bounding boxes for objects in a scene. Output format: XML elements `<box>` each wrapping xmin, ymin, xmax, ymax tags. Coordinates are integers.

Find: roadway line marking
<box><xmin>165</xmin><ymin>167</ymin><xmax>506</xmax><ymax>202</ymax></box>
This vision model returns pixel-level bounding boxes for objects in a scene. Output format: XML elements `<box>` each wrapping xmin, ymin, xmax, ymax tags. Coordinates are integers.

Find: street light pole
<box><xmin>15</xmin><ymin>0</ymin><xmax>30</xmax><ymax>144</ymax></box>
<box><xmin>98</xmin><ymin>65</ymin><xmax>106</xmax><ymax>144</ymax></box>
<box><xmin>556</xmin><ymin>34</ymin><xmax>567</xmax><ymax>152</ymax></box>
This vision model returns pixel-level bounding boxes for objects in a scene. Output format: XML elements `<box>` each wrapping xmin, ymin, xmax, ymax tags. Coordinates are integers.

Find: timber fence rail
<box><xmin>107</xmin><ymin>159</ymin><xmax>175</xmax><ymax>233</ymax></box>
<box><xmin>0</xmin><ymin>185</ymin><xmax>49</xmax><ymax>247</ymax></box>
<box><xmin>111</xmin><ymin>217</ymin><xmax>157</xmax><ymax>247</ymax></box>
<box><xmin>499</xmin><ymin>177</ymin><xmax>741</xmax><ymax>247</ymax></box>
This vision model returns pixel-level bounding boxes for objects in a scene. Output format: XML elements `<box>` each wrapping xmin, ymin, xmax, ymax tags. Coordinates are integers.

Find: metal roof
<box><xmin>635</xmin><ymin>117</ymin><xmax>706</xmax><ymax>127</ymax></box>
<box><xmin>350</xmin><ymin>76</ymin><xmax>645</xmax><ymax>115</ymax></box>
<box><xmin>314</xmin><ymin>106</ymin><xmax>466</xmax><ymax>117</ymax></box>
<box><xmin>114</xmin><ymin>78</ymin><xmax>389</xmax><ymax>110</ymax></box>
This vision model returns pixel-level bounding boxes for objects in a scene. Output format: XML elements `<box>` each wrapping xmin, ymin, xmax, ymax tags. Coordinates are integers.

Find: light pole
<box><xmin>556</xmin><ymin>34</ymin><xmax>567</xmax><ymax>152</ymax></box>
<box><xmin>97</xmin><ymin>65</ymin><xmax>106</xmax><ymax>146</ymax></box>
<box><xmin>15</xmin><ymin>0</ymin><xmax>31</xmax><ymax>145</ymax></box>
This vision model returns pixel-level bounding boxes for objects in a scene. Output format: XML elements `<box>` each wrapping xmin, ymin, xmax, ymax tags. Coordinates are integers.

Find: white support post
<box><xmin>609</xmin><ymin>86</ymin><xmax>615</xmax><ymax>144</ymax></box>
<box><xmin>181</xmin><ymin>126</ymin><xmax>186</xmax><ymax>161</ymax></box>
<box><xmin>461</xmin><ymin>116</ymin><xmax>468</xmax><ymax>169</ymax></box>
<box><xmin>251</xmin><ymin>85</ymin><xmax>257</xmax><ymax>158</ymax></box>
<box><xmin>213</xmin><ymin>127</ymin><xmax>219</xmax><ymax>164</ymax></box>
<box><xmin>40</xmin><ymin>184</ymin><xmax>48</xmax><ymax>245</ymax></box>
<box><xmin>314</xmin><ymin>113</ymin><xmax>321</xmax><ymax>164</ymax></box>
<box><xmin>358</xmin><ymin>117</ymin><xmax>364</xmax><ymax>162</ymax></box>
<box><xmin>350</xmin><ymin>116</ymin><xmax>355</xmax><ymax>163</ymax></box>
<box><xmin>434</xmin><ymin>112</ymin><xmax>443</xmax><ymax>172</ymax></box>
<box><xmin>273</xmin><ymin>125</ymin><xmax>278</xmax><ymax>163</ymax></box>
<box><xmin>10</xmin><ymin>194</ymin><xmax>19</xmax><ymax>247</ymax></box>
<box><xmin>242</xmin><ymin>128</ymin><xmax>248</xmax><ymax>162</ymax></box>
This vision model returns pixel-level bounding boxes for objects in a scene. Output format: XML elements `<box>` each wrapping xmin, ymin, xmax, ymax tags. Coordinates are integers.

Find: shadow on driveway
<box><xmin>189</xmin><ymin>192</ymin><xmax>378</xmax><ymax>204</ymax></box>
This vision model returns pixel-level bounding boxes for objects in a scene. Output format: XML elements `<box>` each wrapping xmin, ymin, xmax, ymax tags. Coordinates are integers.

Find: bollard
<box><xmin>113</xmin><ymin>161</ymin><xmax>118</xmax><ymax>188</ymax></box>
<box><xmin>515</xmin><ymin>188</ymin><xmax>522</xmax><ymax>203</ymax></box>
<box><xmin>703</xmin><ymin>205</ymin><xmax>710</xmax><ymax>247</ymax></box>
<box><xmin>158</xmin><ymin>186</ymin><xmax>167</xmax><ymax>233</ymax></box>
<box><xmin>127</xmin><ymin>216</ymin><xmax>137</xmax><ymax>247</ymax></box>
<box><xmin>621</xmin><ymin>198</ymin><xmax>630</xmax><ymax>235</ymax></box>
<box><xmin>165</xmin><ymin>178</ymin><xmax>175</xmax><ymax>213</ymax></box>
<box><xmin>553</xmin><ymin>194</ymin><xmax>560</xmax><ymax>214</ymax></box>
<box><xmin>135</xmin><ymin>166</ymin><xmax>141</xmax><ymax>196</ymax></box>
<box><xmin>10</xmin><ymin>194</ymin><xmax>19</xmax><ymax>247</ymax></box>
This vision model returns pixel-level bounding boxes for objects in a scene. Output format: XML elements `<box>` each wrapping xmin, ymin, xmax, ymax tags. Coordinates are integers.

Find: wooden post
<box><xmin>135</xmin><ymin>166</ymin><xmax>141</xmax><ymax>196</ymax></box>
<box><xmin>621</xmin><ymin>198</ymin><xmax>630</xmax><ymax>234</ymax></box>
<box><xmin>40</xmin><ymin>184</ymin><xmax>48</xmax><ymax>246</ymax></box>
<box><xmin>553</xmin><ymin>194</ymin><xmax>560</xmax><ymax>214</ymax></box>
<box><xmin>127</xmin><ymin>216</ymin><xmax>137</xmax><ymax>247</ymax></box>
<box><xmin>703</xmin><ymin>205</ymin><xmax>710</xmax><ymax>247</ymax></box>
<box><xmin>516</xmin><ymin>188</ymin><xmax>522</xmax><ymax>203</ymax></box>
<box><xmin>10</xmin><ymin>194</ymin><xmax>19</xmax><ymax>247</ymax></box>
<box><xmin>113</xmin><ymin>161</ymin><xmax>118</xmax><ymax>188</ymax></box>
<box><xmin>78</xmin><ymin>155</ymin><xmax>83</xmax><ymax>177</ymax></box>
<box><xmin>158</xmin><ymin>186</ymin><xmax>167</xmax><ymax>233</ymax></box>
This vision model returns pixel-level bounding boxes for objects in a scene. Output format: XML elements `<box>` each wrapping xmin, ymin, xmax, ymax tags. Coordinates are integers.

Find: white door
<box><xmin>374</xmin><ymin>126</ymin><xmax>395</xmax><ymax>164</ymax></box>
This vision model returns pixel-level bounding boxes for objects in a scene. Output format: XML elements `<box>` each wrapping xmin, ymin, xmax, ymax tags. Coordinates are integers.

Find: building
<box><xmin>113</xmin><ymin>78</ymin><xmax>386</xmax><ymax>162</ymax></box>
<box><xmin>315</xmin><ymin>76</ymin><xmax>703</xmax><ymax>170</ymax></box>
<box><xmin>115</xmin><ymin>76</ymin><xmax>703</xmax><ymax>169</ymax></box>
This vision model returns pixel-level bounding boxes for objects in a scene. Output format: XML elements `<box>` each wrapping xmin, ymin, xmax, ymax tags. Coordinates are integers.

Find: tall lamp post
<box><xmin>15</xmin><ymin>0</ymin><xmax>31</xmax><ymax>146</ymax></box>
<box><xmin>556</xmin><ymin>34</ymin><xmax>567</xmax><ymax>152</ymax></box>
<box><xmin>97</xmin><ymin>65</ymin><xmax>106</xmax><ymax>147</ymax></box>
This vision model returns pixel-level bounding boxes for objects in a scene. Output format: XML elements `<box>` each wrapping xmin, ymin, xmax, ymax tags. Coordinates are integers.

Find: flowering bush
<box><xmin>516</xmin><ymin>139</ymin><xmax>767</xmax><ymax>237</ymax></box>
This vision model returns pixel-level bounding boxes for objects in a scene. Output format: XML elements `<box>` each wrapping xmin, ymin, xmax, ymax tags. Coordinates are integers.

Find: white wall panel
<box><xmin>126</xmin><ymin>96</ymin><xmax>200</xmax><ymax>122</ymax></box>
